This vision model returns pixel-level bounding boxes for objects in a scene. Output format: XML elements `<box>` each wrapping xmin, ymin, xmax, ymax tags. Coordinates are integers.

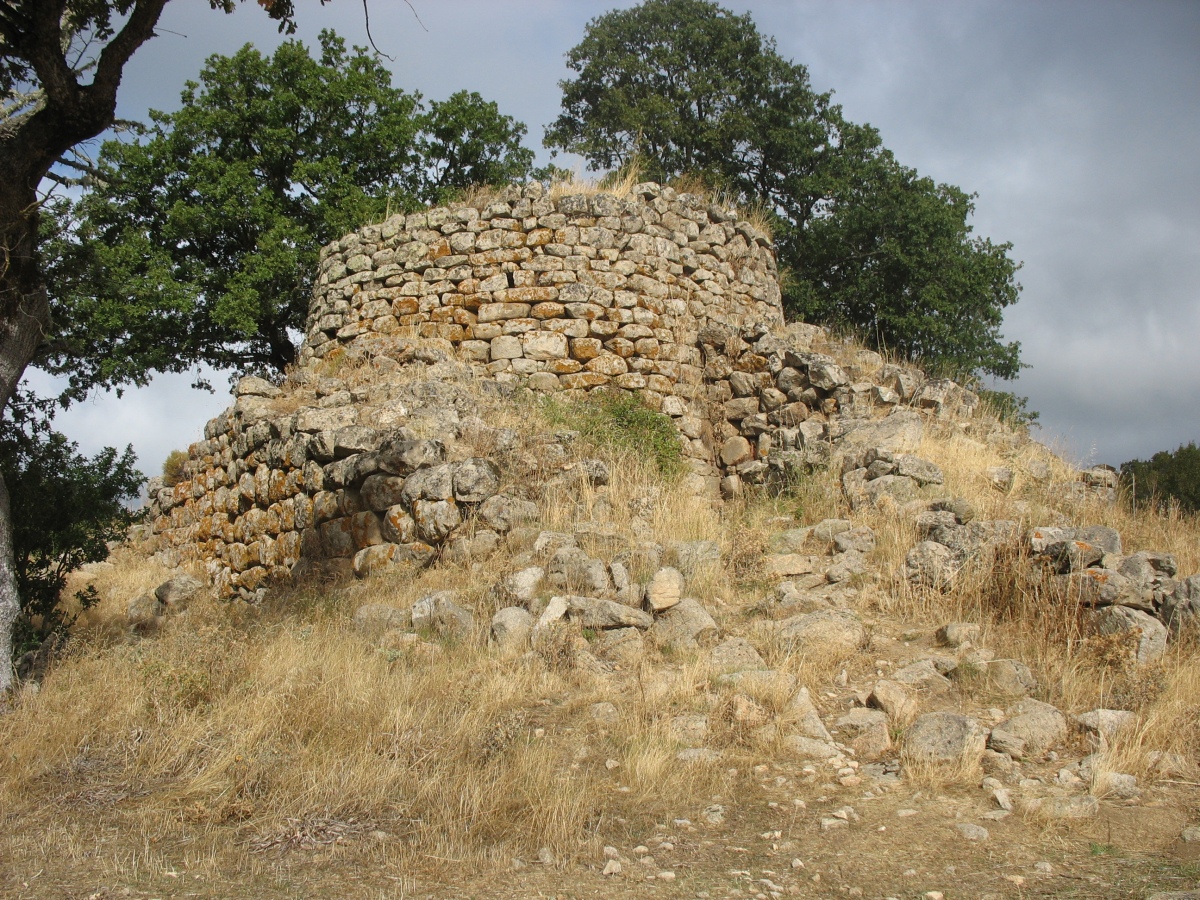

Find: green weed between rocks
<box><xmin>537</xmin><ymin>390</ymin><xmax>684</xmax><ymax>477</ymax></box>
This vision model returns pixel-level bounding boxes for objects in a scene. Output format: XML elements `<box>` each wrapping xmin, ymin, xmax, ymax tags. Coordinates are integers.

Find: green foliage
<box><xmin>0</xmin><ymin>395</ymin><xmax>143</xmax><ymax>652</ymax></box>
<box><xmin>1121</xmin><ymin>442</ymin><xmax>1200</xmax><ymax>513</ymax></box>
<box><xmin>39</xmin><ymin>30</ymin><xmax>535</xmax><ymax>397</ymax></box>
<box><xmin>539</xmin><ymin>391</ymin><xmax>683</xmax><ymax>476</ymax></box>
<box><xmin>161</xmin><ymin>449</ymin><xmax>188</xmax><ymax>487</ymax></box>
<box><xmin>789</xmin><ymin>155</ymin><xmax>1024</xmax><ymax>380</ymax></box>
<box><xmin>547</xmin><ymin>0</ymin><xmax>1024</xmax><ymax>380</ymax></box>
<box><xmin>977</xmin><ymin>389</ymin><xmax>1040</xmax><ymax>430</ymax></box>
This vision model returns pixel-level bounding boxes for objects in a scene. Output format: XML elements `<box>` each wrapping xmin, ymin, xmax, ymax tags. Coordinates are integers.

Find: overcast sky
<box><xmin>31</xmin><ymin>0</ymin><xmax>1200</xmax><ymax>477</ymax></box>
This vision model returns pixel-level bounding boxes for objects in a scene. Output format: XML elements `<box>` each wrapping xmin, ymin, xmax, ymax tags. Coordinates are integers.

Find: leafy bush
<box><xmin>0</xmin><ymin>402</ymin><xmax>143</xmax><ymax>652</ymax></box>
<box><xmin>539</xmin><ymin>391</ymin><xmax>683</xmax><ymax>476</ymax></box>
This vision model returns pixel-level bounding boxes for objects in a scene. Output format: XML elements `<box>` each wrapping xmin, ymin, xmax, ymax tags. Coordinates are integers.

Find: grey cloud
<box><xmin>28</xmin><ymin>0</ymin><xmax>1200</xmax><ymax>474</ymax></box>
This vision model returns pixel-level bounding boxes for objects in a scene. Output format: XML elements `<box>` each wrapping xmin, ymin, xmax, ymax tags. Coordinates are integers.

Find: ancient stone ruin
<box><xmin>141</xmin><ymin>182</ymin><xmax>992</xmax><ymax>599</ymax></box>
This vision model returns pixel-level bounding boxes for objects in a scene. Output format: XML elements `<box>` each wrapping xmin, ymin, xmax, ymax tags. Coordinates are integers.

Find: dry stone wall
<box><xmin>141</xmin><ymin>182</ymin><xmax>989</xmax><ymax>599</ymax></box>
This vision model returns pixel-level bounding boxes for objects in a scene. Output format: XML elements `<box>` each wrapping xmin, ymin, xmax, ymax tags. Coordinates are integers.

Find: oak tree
<box><xmin>40</xmin><ymin>32</ymin><xmax>535</xmax><ymax>395</ymax></box>
<box><xmin>0</xmin><ymin>0</ymin><xmax>314</xmax><ymax>691</ymax></box>
<box><xmin>546</xmin><ymin>0</ymin><xmax>1023</xmax><ymax>380</ymax></box>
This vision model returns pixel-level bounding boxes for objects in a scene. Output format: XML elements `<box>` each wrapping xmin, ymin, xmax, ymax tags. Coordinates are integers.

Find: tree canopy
<box><xmin>546</xmin><ymin>0</ymin><xmax>1023</xmax><ymax>380</ymax></box>
<box><xmin>1121</xmin><ymin>442</ymin><xmax>1200</xmax><ymax>514</ymax></box>
<box><xmin>39</xmin><ymin>30</ymin><xmax>536</xmax><ymax>395</ymax></box>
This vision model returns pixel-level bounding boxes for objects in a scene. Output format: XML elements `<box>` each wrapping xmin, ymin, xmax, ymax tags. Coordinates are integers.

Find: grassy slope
<box><xmin>2</xmin><ymin>336</ymin><xmax>1199</xmax><ymax>898</ymax></box>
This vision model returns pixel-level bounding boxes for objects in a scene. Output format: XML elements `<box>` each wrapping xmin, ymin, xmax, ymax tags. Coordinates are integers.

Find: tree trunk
<box><xmin>0</xmin><ymin>468</ymin><xmax>19</xmax><ymax>692</ymax></box>
<box><xmin>0</xmin><ymin>0</ymin><xmax>175</xmax><ymax>690</ymax></box>
<box><xmin>0</xmin><ymin>204</ymin><xmax>51</xmax><ymax>690</ymax></box>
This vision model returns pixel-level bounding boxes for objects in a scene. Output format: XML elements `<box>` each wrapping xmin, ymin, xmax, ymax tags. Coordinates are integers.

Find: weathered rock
<box><xmin>563</xmin><ymin>595</ymin><xmax>653</xmax><ymax>630</ymax></box>
<box><xmin>777</xmin><ymin>609</ymin><xmax>865</xmax><ymax>654</ymax></box>
<box><xmin>904</xmin><ymin>712</ymin><xmax>988</xmax><ymax>765</ymax></box>
<box><xmin>354</xmin><ymin>603</ymin><xmax>412</xmax><ymax>634</ymax></box>
<box><xmin>645</xmin><ymin>566</ymin><xmax>684</xmax><ymax>612</ymax></box>
<box><xmin>990</xmin><ymin>699</ymin><xmax>1067</xmax><ymax>758</ymax></box>
<box><xmin>491</xmin><ymin>607</ymin><xmax>533</xmax><ymax>651</ymax></box>
<box><xmin>834</xmin><ymin>707</ymin><xmax>891</xmax><ymax>759</ymax></box>
<box><xmin>709</xmin><ymin>636</ymin><xmax>767</xmax><ymax>673</ymax></box>
<box><xmin>649</xmin><ymin>598</ymin><xmax>719</xmax><ymax>650</ymax></box>
<box><xmin>1090</xmin><ymin>605</ymin><xmax>1169</xmax><ymax>664</ymax></box>
<box><xmin>154</xmin><ymin>574</ymin><xmax>204</xmax><ymax>609</ymax></box>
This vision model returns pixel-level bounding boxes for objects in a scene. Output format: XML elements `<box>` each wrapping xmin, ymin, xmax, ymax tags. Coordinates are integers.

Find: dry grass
<box><xmin>7</xmin><ymin>331</ymin><xmax>1200</xmax><ymax>893</ymax></box>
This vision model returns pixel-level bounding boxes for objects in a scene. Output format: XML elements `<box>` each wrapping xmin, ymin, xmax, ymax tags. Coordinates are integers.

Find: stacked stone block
<box><xmin>142</xmin><ymin>181</ymin><xmax>986</xmax><ymax>598</ymax></box>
